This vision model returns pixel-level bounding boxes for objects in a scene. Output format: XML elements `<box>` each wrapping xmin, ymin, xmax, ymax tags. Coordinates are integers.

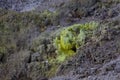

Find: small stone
<box><xmin>68</xmin><ymin>13</ymin><xmax>72</xmax><ymax>17</ymax></box>
<box><xmin>31</xmin><ymin>52</ymin><xmax>40</xmax><ymax>62</ymax></box>
<box><xmin>115</xmin><ymin>62</ymin><xmax>120</xmax><ymax>73</ymax></box>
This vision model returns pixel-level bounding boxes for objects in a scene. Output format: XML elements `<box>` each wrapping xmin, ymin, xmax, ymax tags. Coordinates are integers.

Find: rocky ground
<box><xmin>0</xmin><ymin>0</ymin><xmax>120</xmax><ymax>80</ymax></box>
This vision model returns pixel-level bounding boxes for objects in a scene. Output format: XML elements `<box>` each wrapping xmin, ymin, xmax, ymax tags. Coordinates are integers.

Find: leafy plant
<box><xmin>54</xmin><ymin>21</ymin><xmax>99</xmax><ymax>62</ymax></box>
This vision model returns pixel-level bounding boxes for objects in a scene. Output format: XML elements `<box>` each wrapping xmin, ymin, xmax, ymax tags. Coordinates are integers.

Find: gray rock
<box><xmin>115</xmin><ymin>62</ymin><xmax>120</xmax><ymax>73</ymax></box>
<box><xmin>31</xmin><ymin>52</ymin><xmax>41</xmax><ymax>62</ymax></box>
<box><xmin>0</xmin><ymin>0</ymin><xmax>42</xmax><ymax>12</ymax></box>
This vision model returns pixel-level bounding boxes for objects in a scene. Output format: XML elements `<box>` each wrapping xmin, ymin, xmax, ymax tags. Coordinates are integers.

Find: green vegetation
<box><xmin>0</xmin><ymin>9</ymin><xmax>59</xmax><ymax>31</ymax></box>
<box><xmin>0</xmin><ymin>9</ymin><xmax>59</xmax><ymax>54</ymax></box>
<box><xmin>54</xmin><ymin>21</ymin><xmax>99</xmax><ymax>62</ymax></box>
<box><xmin>30</xmin><ymin>22</ymin><xmax>99</xmax><ymax>78</ymax></box>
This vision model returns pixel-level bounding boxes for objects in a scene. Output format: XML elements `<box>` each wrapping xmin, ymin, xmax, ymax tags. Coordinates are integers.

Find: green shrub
<box><xmin>0</xmin><ymin>46</ymin><xmax>6</xmax><ymax>54</ymax></box>
<box><xmin>54</xmin><ymin>21</ymin><xmax>99</xmax><ymax>62</ymax></box>
<box><xmin>0</xmin><ymin>9</ymin><xmax>60</xmax><ymax>55</ymax></box>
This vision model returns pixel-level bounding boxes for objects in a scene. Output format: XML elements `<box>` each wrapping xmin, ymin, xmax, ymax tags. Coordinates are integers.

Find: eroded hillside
<box><xmin>0</xmin><ymin>0</ymin><xmax>120</xmax><ymax>80</ymax></box>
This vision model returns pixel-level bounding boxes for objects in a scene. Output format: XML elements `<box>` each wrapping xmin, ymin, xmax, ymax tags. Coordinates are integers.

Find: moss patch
<box><xmin>54</xmin><ymin>22</ymin><xmax>99</xmax><ymax>62</ymax></box>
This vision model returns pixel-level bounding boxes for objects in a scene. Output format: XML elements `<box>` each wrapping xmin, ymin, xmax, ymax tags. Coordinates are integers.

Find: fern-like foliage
<box><xmin>54</xmin><ymin>21</ymin><xmax>99</xmax><ymax>62</ymax></box>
